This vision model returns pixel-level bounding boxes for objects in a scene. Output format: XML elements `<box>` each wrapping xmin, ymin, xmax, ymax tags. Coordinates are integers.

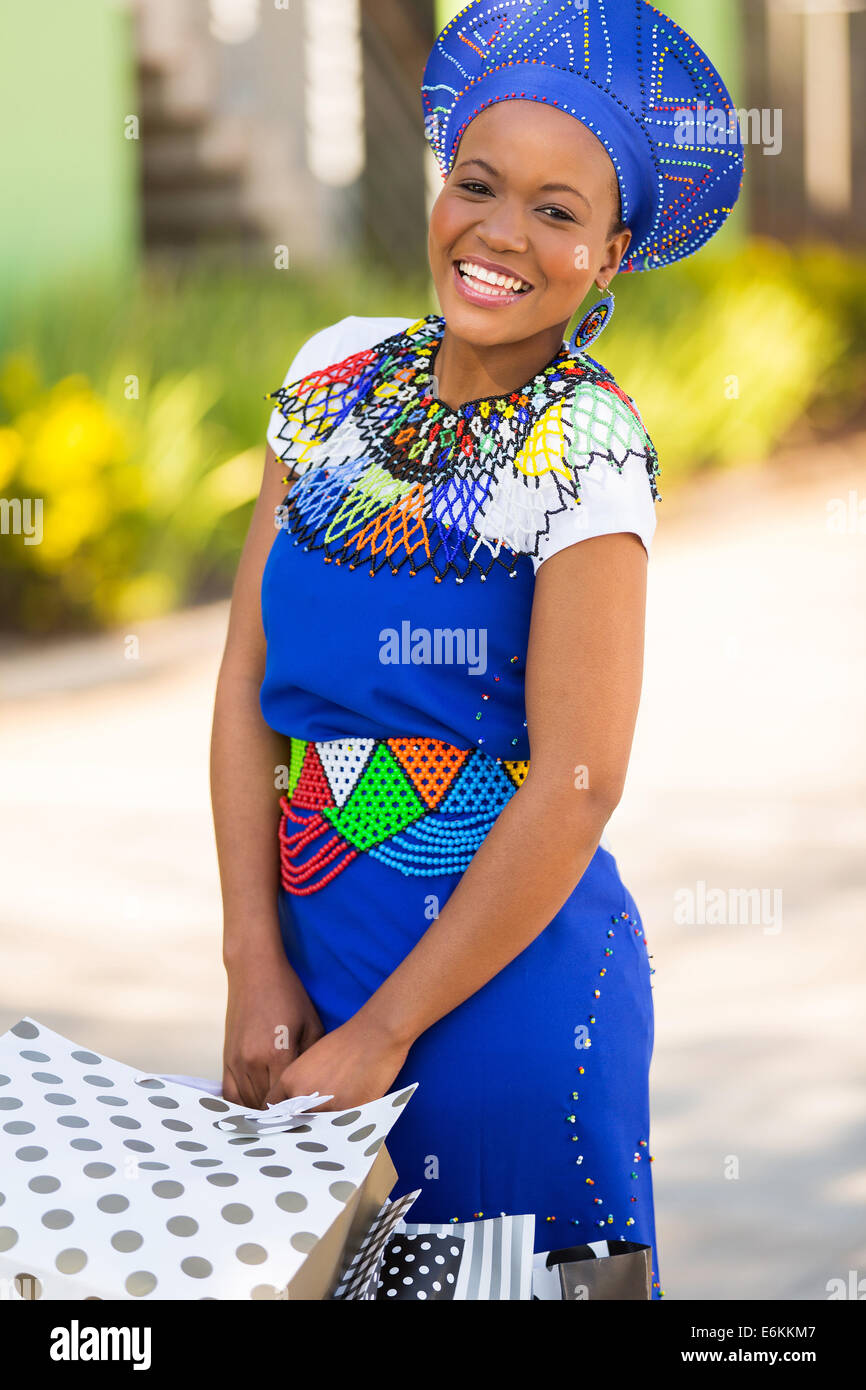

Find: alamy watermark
<box><xmin>674</xmin><ymin>102</ymin><xmax>782</xmax><ymax>157</ymax></box>
<box><xmin>49</xmin><ymin>1320</ymin><xmax>151</xmax><ymax>1370</ymax></box>
<box><xmin>0</xmin><ymin>497</ymin><xmax>42</xmax><ymax>545</ymax></box>
<box><xmin>674</xmin><ymin>880</ymin><xmax>783</xmax><ymax>935</ymax></box>
<box><xmin>379</xmin><ymin>622</ymin><xmax>487</xmax><ymax>676</ymax></box>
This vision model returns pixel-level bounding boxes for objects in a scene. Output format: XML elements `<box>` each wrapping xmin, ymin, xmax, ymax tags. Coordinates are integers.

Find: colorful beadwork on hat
<box><xmin>422</xmin><ymin>0</ymin><xmax>745</xmax><ymax>272</ymax></box>
<box><xmin>266</xmin><ymin>314</ymin><xmax>660</xmax><ymax>582</ymax></box>
<box><xmin>278</xmin><ymin>734</ymin><xmax>531</xmax><ymax>893</ymax></box>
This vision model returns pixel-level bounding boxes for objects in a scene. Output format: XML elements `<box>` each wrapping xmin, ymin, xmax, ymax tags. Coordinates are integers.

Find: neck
<box><xmin>430</xmin><ymin>319</ymin><xmax>569</xmax><ymax>409</ymax></box>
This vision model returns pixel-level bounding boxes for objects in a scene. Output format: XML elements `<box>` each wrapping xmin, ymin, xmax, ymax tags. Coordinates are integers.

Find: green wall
<box><xmin>0</xmin><ymin>0</ymin><xmax>138</xmax><ymax>315</ymax></box>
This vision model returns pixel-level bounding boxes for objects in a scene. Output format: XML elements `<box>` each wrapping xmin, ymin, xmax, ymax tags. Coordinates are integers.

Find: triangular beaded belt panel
<box><xmin>279</xmin><ymin>735</ymin><xmax>529</xmax><ymax>893</ymax></box>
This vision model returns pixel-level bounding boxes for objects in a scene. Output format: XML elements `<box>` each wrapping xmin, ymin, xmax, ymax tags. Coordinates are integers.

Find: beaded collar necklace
<box><xmin>418</xmin><ymin>316</ymin><xmax>573</xmax><ymax>418</ymax></box>
<box><xmin>371</xmin><ymin>314</ymin><xmax>601</xmax><ymax>473</ymax></box>
<box><xmin>267</xmin><ymin>313</ymin><xmax>659</xmax><ymax>581</ymax></box>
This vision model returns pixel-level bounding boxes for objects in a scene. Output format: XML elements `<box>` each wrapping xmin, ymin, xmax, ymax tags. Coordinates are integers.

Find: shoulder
<box><xmin>265</xmin><ymin>315</ymin><xmax>415</xmax><ymax>472</ymax></box>
<box><xmin>277</xmin><ymin>314</ymin><xmax>415</xmax><ymax>388</ymax></box>
<box><xmin>527</xmin><ymin>355</ymin><xmax>662</xmax><ymax>570</ymax></box>
<box><xmin>564</xmin><ymin>355</ymin><xmax>658</xmax><ymax>473</ymax></box>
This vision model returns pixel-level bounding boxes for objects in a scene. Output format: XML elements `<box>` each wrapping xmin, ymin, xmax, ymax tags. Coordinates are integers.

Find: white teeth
<box><xmin>457</xmin><ymin>261</ymin><xmax>531</xmax><ymax>296</ymax></box>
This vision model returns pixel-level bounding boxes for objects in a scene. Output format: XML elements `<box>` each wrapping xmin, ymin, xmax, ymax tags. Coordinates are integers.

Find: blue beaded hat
<box><xmin>422</xmin><ymin>0</ymin><xmax>746</xmax><ymax>272</ymax></box>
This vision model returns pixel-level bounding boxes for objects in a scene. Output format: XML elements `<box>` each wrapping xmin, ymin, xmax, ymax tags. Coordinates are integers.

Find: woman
<box><xmin>211</xmin><ymin>0</ymin><xmax>744</xmax><ymax>1297</ymax></box>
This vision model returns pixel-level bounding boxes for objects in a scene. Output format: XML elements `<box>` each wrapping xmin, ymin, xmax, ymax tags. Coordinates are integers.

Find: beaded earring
<box><xmin>567</xmin><ymin>281</ymin><xmax>616</xmax><ymax>355</ymax></box>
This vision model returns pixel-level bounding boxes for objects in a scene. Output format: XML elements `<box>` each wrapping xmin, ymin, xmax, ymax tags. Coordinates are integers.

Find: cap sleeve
<box><xmin>265</xmin><ymin>315</ymin><xmax>414</xmax><ymax>479</ymax></box>
<box><xmin>531</xmin><ymin>380</ymin><xmax>661</xmax><ymax>571</ymax></box>
<box><xmin>265</xmin><ymin>320</ymin><xmax>351</xmax><ymax>478</ymax></box>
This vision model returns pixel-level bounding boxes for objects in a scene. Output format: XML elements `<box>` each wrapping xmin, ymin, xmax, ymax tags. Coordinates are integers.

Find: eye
<box><xmin>458</xmin><ymin>180</ymin><xmax>492</xmax><ymax>196</ymax></box>
<box><xmin>539</xmin><ymin>205</ymin><xmax>577</xmax><ymax>223</ymax></box>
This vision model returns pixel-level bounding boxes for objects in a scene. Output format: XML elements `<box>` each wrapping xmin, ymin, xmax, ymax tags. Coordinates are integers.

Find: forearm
<box><xmin>210</xmin><ymin>664</ymin><xmax>288</xmax><ymax>968</ymax></box>
<box><xmin>356</xmin><ymin>772</ymin><xmax>614</xmax><ymax>1046</ymax></box>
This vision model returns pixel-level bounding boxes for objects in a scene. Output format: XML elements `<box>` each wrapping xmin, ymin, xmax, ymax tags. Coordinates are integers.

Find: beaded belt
<box><xmin>278</xmin><ymin>735</ymin><xmax>529</xmax><ymax>894</ymax></box>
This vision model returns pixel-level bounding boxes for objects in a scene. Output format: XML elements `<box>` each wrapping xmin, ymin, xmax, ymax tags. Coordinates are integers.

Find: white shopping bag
<box><xmin>0</xmin><ymin>1018</ymin><xmax>416</xmax><ymax>1301</ymax></box>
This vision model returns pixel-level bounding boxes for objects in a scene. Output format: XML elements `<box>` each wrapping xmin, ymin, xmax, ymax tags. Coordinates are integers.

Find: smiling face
<box><xmin>428</xmin><ymin>99</ymin><xmax>632</xmax><ymax>349</ymax></box>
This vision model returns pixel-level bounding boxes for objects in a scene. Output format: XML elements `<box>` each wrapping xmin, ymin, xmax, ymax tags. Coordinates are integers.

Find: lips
<box><xmin>452</xmin><ymin>257</ymin><xmax>535</xmax><ymax>307</ymax></box>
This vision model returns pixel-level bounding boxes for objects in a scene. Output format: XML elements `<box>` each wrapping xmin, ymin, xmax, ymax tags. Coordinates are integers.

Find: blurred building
<box><xmin>133</xmin><ymin>0</ymin><xmax>434</xmax><ymax>268</ymax></box>
<box><xmin>741</xmin><ymin>0</ymin><xmax>866</xmax><ymax>252</ymax></box>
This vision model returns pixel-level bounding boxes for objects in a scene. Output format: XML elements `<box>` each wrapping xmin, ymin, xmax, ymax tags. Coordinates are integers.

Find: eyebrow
<box><xmin>455</xmin><ymin>158</ymin><xmax>592</xmax><ymax>211</ymax></box>
<box><xmin>540</xmin><ymin>181</ymin><xmax>592</xmax><ymax>212</ymax></box>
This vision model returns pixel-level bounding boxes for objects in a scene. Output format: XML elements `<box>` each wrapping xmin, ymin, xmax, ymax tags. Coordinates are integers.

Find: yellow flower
<box><xmin>19</xmin><ymin>378</ymin><xmax>126</xmax><ymax>493</ymax></box>
<box><xmin>29</xmin><ymin>484</ymin><xmax>111</xmax><ymax>567</ymax></box>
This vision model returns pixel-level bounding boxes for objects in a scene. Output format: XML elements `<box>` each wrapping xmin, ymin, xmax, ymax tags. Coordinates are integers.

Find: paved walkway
<box><xmin>1</xmin><ymin>430</ymin><xmax>864</xmax><ymax>1300</ymax></box>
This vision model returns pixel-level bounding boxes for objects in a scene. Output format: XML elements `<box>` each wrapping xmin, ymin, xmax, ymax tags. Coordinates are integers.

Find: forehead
<box><xmin>456</xmin><ymin>99</ymin><xmax>614</xmax><ymax>184</ymax></box>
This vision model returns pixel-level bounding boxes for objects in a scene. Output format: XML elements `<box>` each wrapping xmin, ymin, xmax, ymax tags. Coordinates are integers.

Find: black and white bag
<box><xmin>334</xmin><ymin>1209</ymin><xmax>535</xmax><ymax>1300</ymax></box>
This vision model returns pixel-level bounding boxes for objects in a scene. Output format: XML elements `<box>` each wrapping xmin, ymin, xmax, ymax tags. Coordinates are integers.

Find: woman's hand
<box><xmin>222</xmin><ymin>944</ymin><xmax>325</xmax><ymax>1109</ymax></box>
<box><xmin>266</xmin><ymin>1014</ymin><xmax>411</xmax><ymax>1111</ymax></box>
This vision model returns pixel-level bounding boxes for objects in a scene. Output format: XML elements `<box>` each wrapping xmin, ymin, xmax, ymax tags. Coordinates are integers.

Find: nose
<box><xmin>474</xmin><ymin>197</ymin><xmax>530</xmax><ymax>255</ymax></box>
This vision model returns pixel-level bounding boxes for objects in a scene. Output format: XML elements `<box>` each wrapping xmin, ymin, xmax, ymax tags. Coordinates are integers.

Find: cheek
<box><xmin>541</xmin><ymin>230</ymin><xmax>591</xmax><ymax>286</ymax></box>
<box><xmin>429</xmin><ymin>192</ymin><xmax>472</xmax><ymax>260</ymax></box>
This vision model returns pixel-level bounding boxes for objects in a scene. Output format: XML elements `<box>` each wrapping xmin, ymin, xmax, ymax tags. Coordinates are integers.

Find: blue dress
<box><xmin>260</xmin><ymin>312</ymin><xmax>664</xmax><ymax>1296</ymax></box>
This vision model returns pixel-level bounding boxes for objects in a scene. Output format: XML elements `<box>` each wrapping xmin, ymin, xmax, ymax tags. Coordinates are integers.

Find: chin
<box><xmin>438</xmin><ymin>286</ymin><xmax>536</xmax><ymax>345</ymax></box>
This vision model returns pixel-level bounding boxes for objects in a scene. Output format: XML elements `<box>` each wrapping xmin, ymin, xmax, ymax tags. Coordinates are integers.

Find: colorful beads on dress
<box><xmin>278</xmin><ymin>734</ymin><xmax>530</xmax><ymax>894</ymax></box>
<box><xmin>431</xmin><ymin>902</ymin><xmax>664</xmax><ymax>1295</ymax></box>
<box><xmin>266</xmin><ymin>314</ymin><xmax>660</xmax><ymax>583</ymax></box>
<box><xmin>562</xmin><ymin>906</ymin><xmax>664</xmax><ymax>1294</ymax></box>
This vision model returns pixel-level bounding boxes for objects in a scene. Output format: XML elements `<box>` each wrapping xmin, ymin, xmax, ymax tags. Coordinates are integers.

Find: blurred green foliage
<box><xmin>601</xmin><ymin>237</ymin><xmax>866</xmax><ymax>481</ymax></box>
<box><xmin>0</xmin><ymin>239</ymin><xmax>863</xmax><ymax>633</ymax></box>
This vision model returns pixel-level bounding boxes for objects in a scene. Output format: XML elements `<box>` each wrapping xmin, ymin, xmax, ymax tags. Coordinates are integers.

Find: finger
<box><xmin>266</xmin><ymin>1055</ymin><xmax>296</xmax><ymax>1104</ymax></box>
<box><xmin>224</xmin><ymin>1060</ymin><xmax>267</xmax><ymax>1110</ymax></box>
<box><xmin>264</xmin><ymin>1068</ymin><xmax>290</xmax><ymax>1107</ymax></box>
<box><xmin>221</xmin><ymin>1065</ymin><xmax>247</xmax><ymax>1106</ymax></box>
<box><xmin>274</xmin><ymin>1037</ymin><xmax>302</xmax><ymax>1070</ymax></box>
<box><xmin>298</xmin><ymin>1023</ymin><xmax>325</xmax><ymax>1055</ymax></box>
<box><xmin>221</xmin><ymin>1072</ymin><xmax>239</xmax><ymax>1104</ymax></box>
<box><xmin>242</xmin><ymin>1065</ymin><xmax>271</xmax><ymax>1110</ymax></box>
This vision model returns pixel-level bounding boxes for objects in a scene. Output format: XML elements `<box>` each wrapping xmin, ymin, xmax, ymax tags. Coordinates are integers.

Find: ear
<box><xmin>600</xmin><ymin>227</ymin><xmax>632</xmax><ymax>281</ymax></box>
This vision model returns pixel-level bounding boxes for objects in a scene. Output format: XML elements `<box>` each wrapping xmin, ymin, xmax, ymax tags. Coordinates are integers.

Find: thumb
<box><xmin>221</xmin><ymin>1066</ymin><xmax>245</xmax><ymax>1106</ymax></box>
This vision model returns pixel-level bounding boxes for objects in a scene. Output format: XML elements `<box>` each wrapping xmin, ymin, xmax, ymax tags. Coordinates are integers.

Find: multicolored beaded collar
<box><xmin>266</xmin><ymin>314</ymin><xmax>660</xmax><ymax>583</ymax></box>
